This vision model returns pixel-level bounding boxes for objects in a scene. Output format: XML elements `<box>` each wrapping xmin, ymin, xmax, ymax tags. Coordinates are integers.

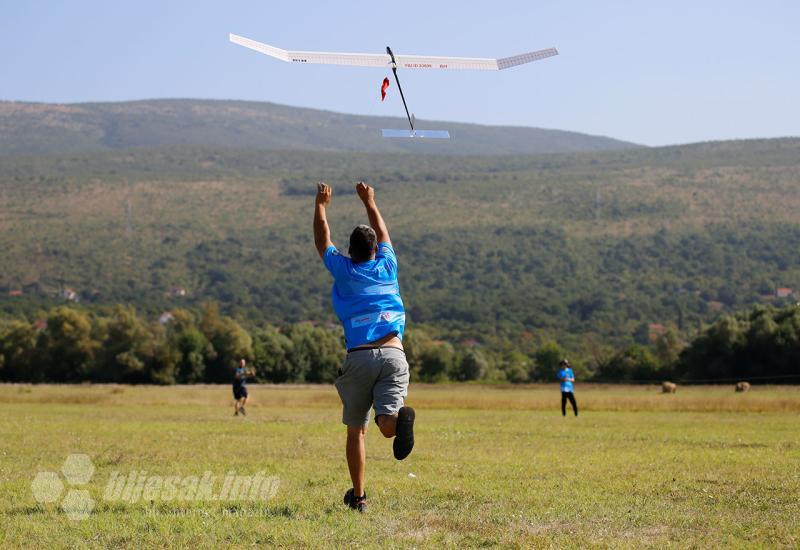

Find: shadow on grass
<box><xmin>96</xmin><ymin>501</ymin><xmax>298</xmax><ymax>519</ymax></box>
<box><xmin>6</xmin><ymin>504</ymin><xmax>49</xmax><ymax>516</ymax></box>
<box><xmin>7</xmin><ymin>502</ymin><xmax>297</xmax><ymax>519</ymax></box>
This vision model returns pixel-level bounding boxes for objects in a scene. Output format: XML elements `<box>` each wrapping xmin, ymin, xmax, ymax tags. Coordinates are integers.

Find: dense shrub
<box><xmin>1</xmin><ymin>303</ymin><xmax>798</xmax><ymax>385</ymax></box>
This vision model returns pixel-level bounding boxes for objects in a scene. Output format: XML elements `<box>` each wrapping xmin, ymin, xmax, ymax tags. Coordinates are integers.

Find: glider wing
<box><xmin>497</xmin><ymin>48</ymin><xmax>560</xmax><ymax>70</ymax></box>
<box><xmin>394</xmin><ymin>48</ymin><xmax>558</xmax><ymax>70</ymax></box>
<box><xmin>230</xmin><ymin>34</ymin><xmax>558</xmax><ymax>71</ymax></box>
<box><xmin>230</xmin><ymin>34</ymin><xmax>390</xmax><ymax>68</ymax></box>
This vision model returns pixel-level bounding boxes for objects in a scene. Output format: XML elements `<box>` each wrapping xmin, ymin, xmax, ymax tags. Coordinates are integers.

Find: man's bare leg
<box><xmin>346</xmin><ymin>425</ymin><xmax>367</xmax><ymax>497</ymax></box>
<box><xmin>376</xmin><ymin>414</ymin><xmax>398</xmax><ymax>438</ymax></box>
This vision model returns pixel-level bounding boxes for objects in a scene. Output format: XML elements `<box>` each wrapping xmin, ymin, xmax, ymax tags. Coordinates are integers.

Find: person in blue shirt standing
<box><xmin>557</xmin><ymin>359</ymin><xmax>578</xmax><ymax>417</ymax></box>
<box><xmin>314</xmin><ymin>181</ymin><xmax>415</xmax><ymax>513</ymax></box>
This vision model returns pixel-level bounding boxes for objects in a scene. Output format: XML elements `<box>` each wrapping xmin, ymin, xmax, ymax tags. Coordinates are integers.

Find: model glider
<box><xmin>229</xmin><ymin>33</ymin><xmax>558</xmax><ymax>139</ymax></box>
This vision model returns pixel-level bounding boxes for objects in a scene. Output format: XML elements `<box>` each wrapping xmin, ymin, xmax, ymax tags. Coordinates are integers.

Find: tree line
<box><xmin>3</xmin><ymin>144</ymin><xmax>800</xmax><ymax>362</ymax></box>
<box><xmin>1</xmin><ymin>302</ymin><xmax>797</xmax><ymax>385</ymax></box>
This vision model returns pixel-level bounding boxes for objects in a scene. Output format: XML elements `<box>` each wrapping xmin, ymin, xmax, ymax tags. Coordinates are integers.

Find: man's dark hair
<box><xmin>349</xmin><ymin>225</ymin><xmax>377</xmax><ymax>263</ymax></box>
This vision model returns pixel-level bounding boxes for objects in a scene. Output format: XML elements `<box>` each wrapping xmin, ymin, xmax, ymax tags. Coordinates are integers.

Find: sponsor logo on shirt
<box><xmin>350</xmin><ymin>311</ymin><xmax>404</xmax><ymax>328</ymax></box>
<box><xmin>351</xmin><ymin>314</ymin><xmax>373</xmax><ymax>328</ymax></box>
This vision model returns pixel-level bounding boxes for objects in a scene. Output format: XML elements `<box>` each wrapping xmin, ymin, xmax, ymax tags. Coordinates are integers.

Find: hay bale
<box><xmin>735</xmin><ymin>381</ymin><xmax>751</xmax><ymax>392</ymax></box>
<box><xmin>662</xmin><ymin>381</ymin><xmax>677</xmax><ymax>393</ymax></box>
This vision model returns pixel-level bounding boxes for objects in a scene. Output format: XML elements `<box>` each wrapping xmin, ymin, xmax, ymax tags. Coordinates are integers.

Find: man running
<box><xmin>233</xmin><ymin>358</ymin><xmax>253</xmax><ymax>416</ymax></box>
<box><xmin>557</xmin><ymin>359</ymin><xmax>578</xmax><ymax>417</ymax></box>
<box><xmin>314</xmin><ymin>181</ymin><xmax>415</xmax><ymax>513</ymax></box>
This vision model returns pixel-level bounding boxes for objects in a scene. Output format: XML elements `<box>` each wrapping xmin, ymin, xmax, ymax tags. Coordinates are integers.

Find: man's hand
<box><xmin>357</xmin><ymin>181</ymin><xmax>390</xmax><ymax>245</ymax></box>
<box><xmin>316</xmin><ymin>182</ymin><xmax>332</xmax><ymax>207</ymax></box>
<box><xmin>314</xmin><ymin>182</ymin><xmax>334</xmax><ymax>257</ymax></box>
<box><xmin>355</xmin><ymin>181</ymin><xmax>374</xmax><ymax>204</ymax></box>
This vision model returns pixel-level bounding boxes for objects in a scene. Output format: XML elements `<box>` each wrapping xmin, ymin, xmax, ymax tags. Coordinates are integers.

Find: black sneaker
<box><xmin>393</xmin><ymin>406</ymin><xmax>415</xmax><ymax>460</ymax></box>
<box><xmin>240</xmin><ymin>407</ymin><xmax>246</xmax><ymax>416</ymax></box>
<box><xmin>343</xmin><ymin>488</ymin><xmax>367</xmax><ymax>513</ymax></box>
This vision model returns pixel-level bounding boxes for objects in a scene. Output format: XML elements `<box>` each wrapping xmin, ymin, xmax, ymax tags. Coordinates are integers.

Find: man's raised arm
<box><xmin>355</xmin><ymin>182</ymin><xmax>391</xmax><ymax>246</ymax></box>
<box><xmin>314</xmin><ymin>182</ymin><xmax>334</xmax><ymax>258</ymax></box>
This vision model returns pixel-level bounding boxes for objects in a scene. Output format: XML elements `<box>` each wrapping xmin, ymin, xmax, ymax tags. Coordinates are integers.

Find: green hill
<box><xmin>0</xmin><ymin>99</ymin><xmax>639</xmax><ymax>156</ymax></box>
<box><xmin>1</xmin><ymin>137</ymin><xmax>799</xmax><ymax>357</ymax></box>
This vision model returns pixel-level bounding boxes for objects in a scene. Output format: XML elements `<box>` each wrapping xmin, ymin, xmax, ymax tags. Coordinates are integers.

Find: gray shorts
<box><xmin>334</xmin><ymin>347</ymin><xmax>410</xmax><ymax>427</ymax></box>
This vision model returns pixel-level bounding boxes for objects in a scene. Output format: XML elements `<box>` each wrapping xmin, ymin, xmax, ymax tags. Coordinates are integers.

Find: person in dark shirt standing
<box><xmin>233</xmin><ymin>358</ymin><xmax>253</xmax><ymax>416</ymax></box>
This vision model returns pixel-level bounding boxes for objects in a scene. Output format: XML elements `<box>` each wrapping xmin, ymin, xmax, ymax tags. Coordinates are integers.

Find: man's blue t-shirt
<box><xmin>557</xmin><ymin>367</ymin><xmax>574</xmax><ymax>393</ymax></box>
<box><xmin>323</xmin><ymin>242</ymin><xmax>405</xmax><ymax>349</ymax></box>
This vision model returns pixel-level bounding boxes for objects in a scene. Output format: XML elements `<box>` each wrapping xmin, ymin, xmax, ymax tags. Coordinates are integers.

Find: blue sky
<box><xmin>1</xmin><ymin>0</ymin><xmax>797</xmax><ymax>146</ymax></box>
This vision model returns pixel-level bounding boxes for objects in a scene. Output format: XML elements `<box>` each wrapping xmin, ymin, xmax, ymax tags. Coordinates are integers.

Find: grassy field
<box><xmin>1</xmin><ymin>383</ymin><xmax>798</xmax><ymax>548</ymax></box>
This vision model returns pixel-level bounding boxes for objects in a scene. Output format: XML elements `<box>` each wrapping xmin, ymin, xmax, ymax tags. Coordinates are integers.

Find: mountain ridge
<box><xmin>0</xmin><ymin>98</ymin><xmax>640</xmax><ymax>156</ymax></box>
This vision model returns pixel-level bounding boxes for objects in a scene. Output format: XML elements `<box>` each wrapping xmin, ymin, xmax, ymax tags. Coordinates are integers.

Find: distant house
<box><xmin>707</xmin><ymin>301</ymin><xmax>725</xmax><ymax>312</ymax></box>
<box><xmin>168</xmin><ymin>287</ymin><xmax>187</xmax><ymax>297</ymax></box>
<box><xmin>461</xmin><ymin>339</ymin><xmax>480</xmax><ymax>348</ymax></box>
<box><xmin>32</xmin><ymin>319</ymin><xmax>48</xmax><ymax>331</ymax></box>
<box><xmin>648</xmin><ymin>323</ymin><xmax>668</xmax><ymax>342</ymax></box>
<box><xmin>8</xmin><ymin>289</ymin><xmax>23</xmax><ymax>297</ymax></box>
<box><xmin>777</xmin><ymin>288</ymin><xmax>793</xmax><ymax>298</ymax></box>
<box><xmin>62</xmin><ymin>288</ymin><xmax>79</xmax><ymax>302</ymax></box>
<box><xmin>159</xmin><ymin>312</ymin><xmax>175</xmax><ymax>325</ymax></box>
